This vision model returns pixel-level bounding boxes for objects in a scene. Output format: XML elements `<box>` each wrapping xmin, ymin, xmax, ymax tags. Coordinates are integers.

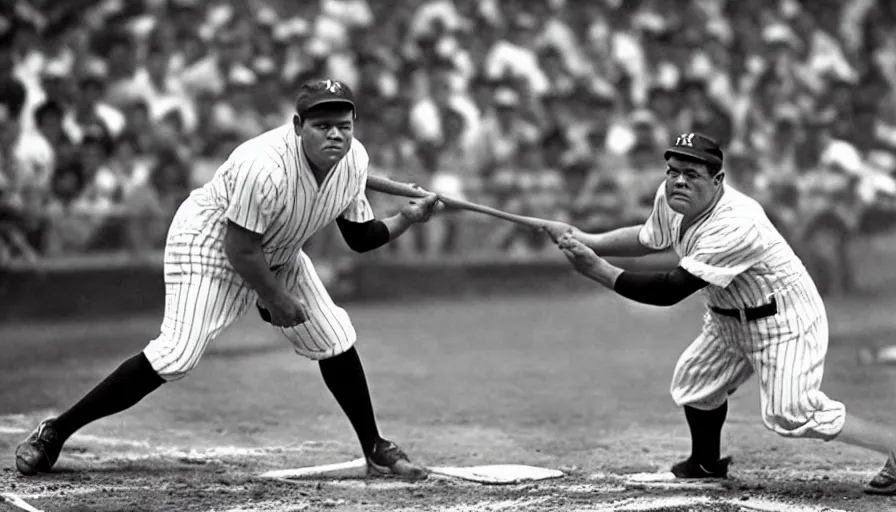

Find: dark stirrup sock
<box><xmin>319</xmin><ymin>346</ymin><xmax>381</xmax><ymax>456</ymax></box>
<box><xmin>684</xmin><ymin>402</ymin><xmax>728</xmax><ymax>465</ymax></box>
<box><xmin>53</xmin><ymin>353</ymin><xmax>166</xmax><ymax>442</ymax></box>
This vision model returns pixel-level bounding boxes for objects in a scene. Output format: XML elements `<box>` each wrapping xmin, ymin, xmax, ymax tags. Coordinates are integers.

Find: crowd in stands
<box><xmin>2</xmin><ymin>0</ymin><xmax>896</xmax><ymax>268</ymax></box>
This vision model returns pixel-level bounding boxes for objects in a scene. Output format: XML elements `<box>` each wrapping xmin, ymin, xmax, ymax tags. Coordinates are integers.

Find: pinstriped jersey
<box><xmin>168</xmin><ymin>124</ymin><xmax>374</xmax><ymax>274</ymax></box>
<box><xmin>638</xmin><ymin>183</ymin><xmax>807</xmax><ymax>310</ymax></box>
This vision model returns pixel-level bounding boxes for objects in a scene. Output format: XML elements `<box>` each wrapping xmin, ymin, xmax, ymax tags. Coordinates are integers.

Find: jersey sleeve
<box><xmin>224</xmin><ymin>159</ymin><xmax>284</xmax><ymax>234</ymax></box>
<box><xmin>637</xmin><ymin>184</ymin><xmax>674</xmax><ymax>250</ymax></box>
<box><xmin>679</xmin><ymin>220</ymin><xmax>765</xmax><ymax>288</ymax></box>
<box><xmin>340</xmin><ymin>141</ymin><xmax>376</xmax><ymax>223</ymax></box>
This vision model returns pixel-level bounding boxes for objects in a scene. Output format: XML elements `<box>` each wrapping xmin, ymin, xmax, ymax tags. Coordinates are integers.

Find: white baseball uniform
<box><xmin>639</xmin><ymin>183</ymin><xmax>846</xmax><ymax>440</ymax></box>
<box><xmin>144</xmin><ymin>124</ymin><xmax>375</xmax><ymax>381</ymax></box>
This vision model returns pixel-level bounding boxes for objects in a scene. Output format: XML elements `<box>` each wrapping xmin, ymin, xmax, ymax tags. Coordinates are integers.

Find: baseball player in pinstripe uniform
<box><xmin>544</xmin><ymin>133</ymin><xmax>896</xmax><ymax>495</ymax></box>
<box><xmin>16</xmin><ymin>80</ymin><xmax>439</xmax><ymax>479</ymax></box>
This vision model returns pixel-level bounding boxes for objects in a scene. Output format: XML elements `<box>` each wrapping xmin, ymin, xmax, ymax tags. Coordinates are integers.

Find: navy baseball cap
<box><xmin>295</xmin><ymin>79</ymin><xmax>356</xmax><ymax>118</ymax></box>
<box><xmin>664</xmin><ymin>132</ymin><xmax>723</xmax><ymax>168</ymax></box>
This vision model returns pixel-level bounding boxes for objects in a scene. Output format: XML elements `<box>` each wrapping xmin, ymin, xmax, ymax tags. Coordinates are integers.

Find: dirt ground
<box><xmin>3</xmin><ymin>289</ymin><xmax>896</xmax><ymax>512</ymax></box>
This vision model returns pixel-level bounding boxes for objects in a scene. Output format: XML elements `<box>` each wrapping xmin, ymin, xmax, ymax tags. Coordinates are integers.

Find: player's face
<box><xmin>664</xmin><ymin>156</ymin><xmax>723</xmax><ymax>216</ymax></box>
<box><xmin>296</xmin><ymin>110</ymin><xmax>354</xmax><ymax>169</ymax></box>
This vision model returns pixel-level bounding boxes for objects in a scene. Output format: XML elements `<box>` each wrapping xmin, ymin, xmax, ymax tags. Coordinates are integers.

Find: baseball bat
<box><xmin>366</xmin><ymin>174</ymin><xmax>550</xmax><ymax>230</ymax></box>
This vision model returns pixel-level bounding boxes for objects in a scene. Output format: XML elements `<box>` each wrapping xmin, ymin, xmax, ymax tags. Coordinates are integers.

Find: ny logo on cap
<box><xmin>323</xmin><ymin>80</ymin><xmax>344</xmax><ymax>95</ymax></box>
<box><xmin>675</xmin><ymin>133</ymin><xmax>696</xmax><ymax>147</ymax></box>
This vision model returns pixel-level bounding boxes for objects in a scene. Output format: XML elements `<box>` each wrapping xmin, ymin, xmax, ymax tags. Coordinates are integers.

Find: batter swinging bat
<box><xmin>366</xmin><ymin>174</ymin><xmax>553</xmax><ymax>230</ymax></box>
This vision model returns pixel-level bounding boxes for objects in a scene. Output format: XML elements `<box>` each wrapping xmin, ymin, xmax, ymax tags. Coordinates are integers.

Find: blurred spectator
<box><xmin>470</xmin><ymin>88</ymin><xmax>540</xmax><ymax>181</ymax></box>
<box><xmin>490</xmin><ymin>140</ymin><xmax>567</xmax><ymax>256</ymax></box>
<box><xmin>426</xmin><ymin>105</ymin><xmax>477</xmax><ymax>254</ymax></box>
<box><xmin>34</xmin><ymin>100</ymin><xmax>76</xmax><ymax>171</ymax></box>
<box><xmin>409</xmin><ymin>61</ymin><xmax>479</xmax><ymax>149</ymax></box>
<box><xmin>0</xmin><ymin>75</ymin><xmax>41</xmax><ymax>267</ymax></box>
<box><xmin>71</xmin><ymin>72</ymin><xmax>126</xmax><ymax>142</ymax></box>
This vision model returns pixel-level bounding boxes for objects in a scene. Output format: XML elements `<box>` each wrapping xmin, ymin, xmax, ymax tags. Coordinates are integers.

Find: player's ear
<box><xmin>713</xmin><ymin>171</ymin><xmax>725</xmax><ymax>186</ymax></box>
<box><xmin>292</xmin><ymin>114</ymin><xmax>302</xmax><ymax>133</ymax></box>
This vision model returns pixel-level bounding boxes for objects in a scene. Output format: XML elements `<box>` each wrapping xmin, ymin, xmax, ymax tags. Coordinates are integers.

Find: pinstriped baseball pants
<box><xmin>144</xmin><ymin>236</ymin><xmax>356</xmax><ymax>381</ymax></box>
<box><xmin>670</xmin><ymin>272</ymin><xmax>846</xmax><ymax>440</ymax></box>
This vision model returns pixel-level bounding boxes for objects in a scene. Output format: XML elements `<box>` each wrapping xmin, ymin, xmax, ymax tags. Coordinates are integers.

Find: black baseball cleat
<box><xmin>670</xmin><ymin>456</ymin><xmax>731</xmax><ymax>479</ymax></box>
<box><xmin>365</xmin><ymin>439</ymin><xmax>428</xmax><ymax>480</ymax></box>
<box><xmin>15</xmin><ymin>418</ymin><xmax>64</xmax><ymax>476</ymax></box>
<box><xmin>864</xmin><ymin>451</ymin><xmax>896</xmax><ymax>495</ymax></box>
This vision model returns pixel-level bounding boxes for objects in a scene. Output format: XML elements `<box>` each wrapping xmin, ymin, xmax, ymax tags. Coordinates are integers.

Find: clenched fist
<box><xmin>558</xmin><ymin>232</ymin><xmax>601</xmax><ymax>275</ymax></box>
<box><xmin>258</xmin><ymin>294</ymin><xmax>309</xmax><ymax>327</ymax></box>
<box><xmin>540</xmin><ymin>220</ymin><xmax>579</xmax><ymax>243</ymax></box>
<box><xmin>400</xmin><ymin>194</ymin><xmax>443</xmax><ymax>224</ymax></box>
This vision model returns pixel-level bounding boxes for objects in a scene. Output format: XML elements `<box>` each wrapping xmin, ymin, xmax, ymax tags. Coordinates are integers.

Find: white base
<box><xmin>258</xmin><ymin>458</ymin><xmax>564</xmax><ymax>485</ymax></box>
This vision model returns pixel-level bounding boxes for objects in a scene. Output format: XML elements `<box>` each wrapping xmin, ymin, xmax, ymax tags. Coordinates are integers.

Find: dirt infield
<box><xmin>2</xmin><ymin>292</ymin><xmax>896</xmax><ymax>511</ymax></box>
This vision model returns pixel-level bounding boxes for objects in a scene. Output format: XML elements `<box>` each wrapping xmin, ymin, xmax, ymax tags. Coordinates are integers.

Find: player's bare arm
<box><xmin>575</xmin><ymin>225</ymin><xmax>660</xmax><ymax>258</ymax></box>
<box><xmin>335</xmin><ymin>194</ymin><xmax>441</xmax><ymax>253</ymax></box>
<box><xmin>557</xmin><ymin>233</ymin><xmax>707</xmax><ymax>306</ymax></box>
<box><xmin>224</xmin><ymin>222</ymin><xmax>308</xmax><ymax>326</ymax></box>
<box><xmin>541</xmin><ymin>222</ymin><xmax>660</xmax><ymax>258</ymax></box>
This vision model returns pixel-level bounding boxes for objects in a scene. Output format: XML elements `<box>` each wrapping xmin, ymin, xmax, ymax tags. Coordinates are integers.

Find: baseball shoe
<box><xmin>864</xmin><ymin>451</ymin><xmax>896</xmax><ymax>495</ymax></box>
<box><xmin>670</xmin><ymin>456</ymin><xmax>731</xmax><ymax>479</ymax></box>
<box><xmin>15</xmin><ymin>418</ymin><xmax>64</xmax><ymax>476</ymax></box>
<box><xmin>365</xmin><ymin>439</ymin><xmax>428</xmax><ymax>480</ymax></box>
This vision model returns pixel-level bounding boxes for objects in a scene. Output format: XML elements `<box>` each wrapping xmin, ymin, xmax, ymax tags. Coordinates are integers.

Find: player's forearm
<box><xmin>577</xmin><ymin>226</ymin><xmax>655</xmax><ymax>258</ymax></box>
<box><xmin>580</xmin><ymin>257</ymin><xmax>624</xmax><ymax>289</ymax></box>
<box><xmin>224</xmin><ymin>223</ymin><xmax>289</xmax><ymax>304</ymax></box>
<box><xmin>225</xmin><ymin>248</ymin><xmax>289</xmax><ymax>305</ymax></box>
<box><xmin>381</xmin><ymin>213</ymin><xmax>416</xmax><ymax>241</ymax></box>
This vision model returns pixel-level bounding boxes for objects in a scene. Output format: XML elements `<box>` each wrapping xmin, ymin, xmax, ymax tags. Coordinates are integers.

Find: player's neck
<box><xmin>683</xmin><ymin>186</ymin><xmax>724</xmax><ymax>226</ymax></box>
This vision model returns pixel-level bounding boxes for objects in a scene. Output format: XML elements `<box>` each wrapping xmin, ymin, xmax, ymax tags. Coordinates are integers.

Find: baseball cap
<box><xmin>294</xmin><ymin>79</ymin><xmax>356</xmax><ymax>118</ymax></box>
<box><xmin>664</xmin><ymin>132</ymin><xmax>723</xmax><ymax>168</ymax></box>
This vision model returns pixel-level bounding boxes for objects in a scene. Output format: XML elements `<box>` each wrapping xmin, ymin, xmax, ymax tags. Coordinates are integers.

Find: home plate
<box><xmin>259</xmin><ymin>458</ymin><xmax>564</xmax><ymax>485</ymax></box>
<box><xmin>622</xmin><ymin>472</ymin><xmax>726</xmax><ymax>490</ymax></box>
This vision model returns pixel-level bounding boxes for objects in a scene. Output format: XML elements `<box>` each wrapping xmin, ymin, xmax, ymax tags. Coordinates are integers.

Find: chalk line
<box><xmin>0</xmin><ymin>493</ymin><xmax>44</xmax><ymax>512</ymax></box>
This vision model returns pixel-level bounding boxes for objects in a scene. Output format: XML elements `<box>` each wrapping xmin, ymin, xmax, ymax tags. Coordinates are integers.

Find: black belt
<box><xmin>710</xmin><ymin>298</ymin><xmax>778</xmax><ymax>321</ymax></box>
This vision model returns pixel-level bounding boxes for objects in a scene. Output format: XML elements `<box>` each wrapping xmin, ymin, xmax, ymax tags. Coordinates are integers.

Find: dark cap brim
<box><xmin>298</xmin><ymin>98</ymin><xmax>356</xmax><ymax>116</ymax></box>
<box><xmin>664</xmin><ymin>147</ymin><xmax>722</xmax><ymax>167</ymax></box>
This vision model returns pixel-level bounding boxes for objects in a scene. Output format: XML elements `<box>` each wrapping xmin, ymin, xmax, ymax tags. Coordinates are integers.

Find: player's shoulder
<box><xmin>650</xmin><ymin>181</ymin><xmax>674</xmax><ymax>213</ymax></box>
<box><xmin>701</xmin><ymin>186</ymin><xmax>765</xmax><ymax>236</ymax></box>
<box><xmin>229</xmin><ymin>124</ymin><xmax>292</xmax><ymax>167</ymax></box>
<box><xmin>714</xmin><ymin>185</ymin><xmax>766</xmax><ymax>220</ymax></box>
<box><xmin>228</xmin><ymin>125</ymin><xmax>291</xmax><ymax>180</ymax></box>
<box><xmin>345</xmin><ymin>138</ymin><xmax>370</xmax><ymax>173</ymax></box>
<box><xmin>349</xmin><ymin>138</ymin><xmax>369</xmax><ymax>161</ymax></box>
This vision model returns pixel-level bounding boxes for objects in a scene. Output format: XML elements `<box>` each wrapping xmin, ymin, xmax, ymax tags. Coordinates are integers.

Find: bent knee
<box><xmin>761</xmin><ymin>394</ymin><xmax>846</xmax><ymax>440</ymax></box>
<box><xmin>670</xmin><ymin>386</ymin><xmax>731</xmax><ymax>411</ymax></box>
<box><xmin>143</xmin><ymin>337</ymin><xmax>204</xmax><ymax>382</ymax></box>
<box><xmin>280</xmin><ymin>314</ymin><xmax>357</xmax><ymax>360</ymax></box>
<box><xmin>672</xmin><ymin>394</ymin><xmax>729</xmax><ymax>411</ymax></box>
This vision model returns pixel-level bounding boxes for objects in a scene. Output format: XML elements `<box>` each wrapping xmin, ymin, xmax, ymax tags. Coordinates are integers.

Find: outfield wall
<box><xmin>0</xmin><ymin>252</ymin><xmax>680</xmax><ymax>324</ymax></box>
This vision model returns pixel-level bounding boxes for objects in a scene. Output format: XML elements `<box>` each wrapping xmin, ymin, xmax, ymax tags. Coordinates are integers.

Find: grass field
<box><xmin>2</xmin><ymin>289</ymin><xmax>896</xmax><ymax>512</ymax></box>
